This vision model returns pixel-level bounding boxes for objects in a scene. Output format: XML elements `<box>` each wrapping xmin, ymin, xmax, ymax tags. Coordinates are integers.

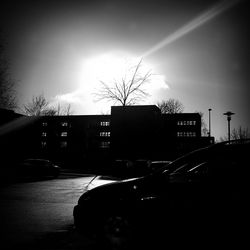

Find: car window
<box><xmin>187</xmin><ymin>162</ymin><xmax>209</xmax><ymax>175</ymax></box>
<box><xmin>162</xmin><ymin>141</ymin><xmax>249</xmax><ymax>179</ymax></box>
<box><xmin>171</xmin><ymin>154</ymin><xmax>208</xmax><ymax>174</ymax></box>
<box><xmin>167</xmin><ymin>147</ymin><xmax>211</xmax><ymax>174</ymax></box>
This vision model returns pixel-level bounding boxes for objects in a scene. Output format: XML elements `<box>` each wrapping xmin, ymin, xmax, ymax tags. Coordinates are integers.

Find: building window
<box><xmin>100</xmin><ymin>141</ymin><xmax>110</xmax><ymax>148</ymax></box>
<box><xmin>41</xmin><ymin>141</ymin><xmax>47</xmax><ymax>148</ymax></box>
<box><xmin>177</xmin><ymin>120</ymin><xmax>196</xmax><ymax>126</ymax></box>
<box><xmin>41</xmin><ymin>132</ymin><xmax>47</xmax><ymax>137</ymax></box>
<box><xmin>100</xmin><ymin>131</ymin><xmax>111</xmax><ymax>137</ymax></box>
<box><xmin>42</xmin><ymin>122</ymin><xmax>48</xmax><ymax>127</ymax></box>
<box><xmin>177</xmin><ymin>132</ymin><xmax>196</xmax><ymax>137</ymax></box>
<box><xmin>100</xmin><ymin>121</ymin><xmax>110</xmax><ymax>126</ymax></box>
<box><xmin>61</xmin><ymin>132</ymin><xmax>68</xmax><ymax>137</ymax></box>
<box><xmin>177</xmin><ymin>132</ymin><xmax>181</xmax><ymax>137</ymax></box>
<box><xmin>61</xmin><ymin>122</ymin><xmax>68</xmax><ymax>127</ymax></box>
<box><xmin>177</xmin><ymin>121</ymin><xmax>183</xmax><ymax>126</ymax></box>
<box><xmin>60</xmin><ymin>141</ymin><xmax>67</xmax><ymax>148</ymax></box>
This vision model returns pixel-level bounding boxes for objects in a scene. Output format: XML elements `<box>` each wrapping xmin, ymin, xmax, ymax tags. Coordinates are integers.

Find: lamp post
<box><xmin>223</xmin><ymin>111</ymin><xmax>235</xmax><ymax>142</ymax></box>
<box><xmin>208</xmin><ymin>108</ymin><xmax>212</xmax><ymax>137</ymax></box>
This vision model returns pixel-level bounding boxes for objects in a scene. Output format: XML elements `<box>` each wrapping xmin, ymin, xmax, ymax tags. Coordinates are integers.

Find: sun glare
<box><xmin>56</xmin><ymin>51</ymin><xmax>168</xmax><ymax>114</ymax></box>
<box><xmin>79</xmin><ymin>52</ymin><xmax>168</xmax><ymax>93</ymax></box>
<box><xmin>85</xmin><ymin>54</ymin><xmax>127</xmax><ymax>82</ymax></box>
<box><xmin>80</xmin><ymin>53</ymin><xmax>143</xmax><ymax>89</ymax></box>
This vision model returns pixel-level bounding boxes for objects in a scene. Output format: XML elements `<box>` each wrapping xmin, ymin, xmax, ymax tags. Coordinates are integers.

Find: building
<box><xmin>111</xmin><ymin>105</ymin><xmax>161</xmax><ymax>160</ymax></box>
<box><xmin>1</xmin><ymin>106</ymin><xmax>214</xmax><ymax>173</ymax></box>
<box><xmin>111</xmin><ymin>106</ymin><xmax>205</xmax><ymax>161</ymax></box>
<box><xmin>37</xmin><ymin>115</ymin><xmax>111</xmax><ymax>171</ymax></box>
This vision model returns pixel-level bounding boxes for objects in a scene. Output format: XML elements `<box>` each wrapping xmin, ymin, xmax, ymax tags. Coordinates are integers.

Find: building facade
<box><xmin>1</xmin><ymin>106</ymin><xmax>214</xmax><ymax>173</ymax></box>
<box><xmin>111</xmin><ymin>106</ymin><xmax>206</xmax><ymax>161</ymax></box>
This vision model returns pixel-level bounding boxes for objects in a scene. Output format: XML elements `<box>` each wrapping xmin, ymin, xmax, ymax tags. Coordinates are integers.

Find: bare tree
<box><xmin>157</xmin><ymin>98</ymin><xmax>184</xmax><ymax>114</ymax></box>
<box><xmin>23</xmin><ymin>94</ymin><xmax>74</xmax><ymax>116</ymax></box>
<box><xmin>0</xmin><ymin>34</ymin><xmax>16</xmax><ymax>110</ymax></box>
<box><xmin>230</xmin><ymin>126</ymin><xmax>249</xmax><ymax>140</ymax></box>
<box><xmin>23</xmin><ymin>94</ymin><xmax>56</xmax><ymax>116</ymax></box>
<box><xmin>219</xmin><ymin>126</ymin><xmax>250</xmax><ymax>142</ymax></box>
<box><xmin>56</xmin><ymin>103</ymin><xmax>73</xmax><ymax>115</ymax></box>
<box><xmin>94</xmin><ymin>59</ymin><xmax>151</xmax><ymax>106</ymax></box>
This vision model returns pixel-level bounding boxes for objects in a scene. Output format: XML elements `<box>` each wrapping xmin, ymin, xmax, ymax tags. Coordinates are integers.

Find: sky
<box><xmin>0</xmin><ymin>0</ymin><xmax>249</xmax><ymax>140</ymax></box>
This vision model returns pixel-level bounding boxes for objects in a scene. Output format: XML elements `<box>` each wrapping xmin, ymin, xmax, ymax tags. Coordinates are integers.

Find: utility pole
<box><xmin>208</xmin><ymin>108</ymin><xmax>212</xmax><ymax>137</ymax></box>
<box><xmin>223</xmin><ymin>111</ymin><xmax>235</xmax><ymax>142</ymax></box>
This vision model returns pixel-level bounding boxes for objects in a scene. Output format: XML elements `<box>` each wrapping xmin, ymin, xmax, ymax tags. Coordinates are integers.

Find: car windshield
<box><xmin>160</xmin><ymin>146</ymin><xmax>210</xmax><ymax>175</ymax></box>
<box><xmin>149</xmin><ymin>161</ymin><xmax>171</xmax><ymax>171</ymax></box>
<box><xmin>166</xmin><ymin>140</ymin><xmax>250</xmax><ymax>176</ymax></box>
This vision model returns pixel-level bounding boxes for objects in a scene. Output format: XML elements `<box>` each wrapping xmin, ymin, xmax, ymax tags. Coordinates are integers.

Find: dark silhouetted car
<box><xmin>17</xmin><ymin>159</ymin><xmax>60</xmax><ymax>179</ymax></box>
<box><xmin>73</xmin><ymin>139</ymin><xmax>249</xmax><ymax>247</ymax></box>
<box><xmin>148</xmin><ymin>160</ymin><xmax>171</xmax><ymax>172</ymax></box>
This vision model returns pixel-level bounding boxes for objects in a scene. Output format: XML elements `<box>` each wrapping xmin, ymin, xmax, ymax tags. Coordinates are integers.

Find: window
<box><xmin>61</xmin><ymin>132</ymin><xmax>67</xmax><ymax>137</ymax></box>
<box><xmin>100</xmin><ymin>141</ymin><xmax>110</xmax><ymax>148</ymax></box>
<box><xmin>60</xmin><ymin>141</ymin><xmax>67</xmax><ymax>148</ymax></box>
<box><xmin>177</xmin><ymin>132</ymin><xmax>196</xmax><ymax>137</ymax></box>
<box><xmin>188</xmin><ymin>162</ymin><xmax>209</xmax><ymax>175</ymax></box>
<box><xmin>41</xmin><ymin>132</ymin><xmax>47</xmax><ymax>137</ymax></box>
<box><xmin>42</xmin><ymin>122</ymin><xmax>48</xmax><ymax>127</ymax></box>
<box><xmin>61</xmin><ymin>122</ymin><xmax>68</xmax><ymax>127</ymax></box>
<box><xmin>100</xmin><ymin>131</ymin><xmax>111</xmax><ymax>137</ymax></box>
<box><xmin>173</xmin><ymin>161</ymin><xmax>208</xmax><ymax>175</ymax></box>
<box><xmin>100</xmin><ymin>121</ymin><xmax>110</xmax><ymax>126</ymax></box>
<box><xmin>177</xmin><ymin>121</ymin><xmax>186</xmax><ymax>125</ymax></box>
<box><xmin>177</xmin><ymin>120</ymin><xmax>196</xmax><ymax>126</ymax></box>
<box><xmin>41</xmin><ymin>141</ymin><xmax>47</xmax><ymax>148</ymax></box>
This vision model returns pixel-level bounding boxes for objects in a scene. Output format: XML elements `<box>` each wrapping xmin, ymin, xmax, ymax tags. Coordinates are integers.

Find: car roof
<box><xmin>24</xmin><ymin>159</ymin><xmax>50</xmax><ymax>162</ymax></box>
<box><xmin>161</xmin><ymin>139</ymin><xmax>250</xmax><ymax>174</ymax></box>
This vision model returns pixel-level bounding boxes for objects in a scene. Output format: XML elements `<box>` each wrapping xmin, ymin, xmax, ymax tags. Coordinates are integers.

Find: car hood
<box><xmin>83</xmin><ymin>175</ymin><xmax>123</xmax><ymax>191</ymax></box>
<box><xmin>78</xmin><ymin>173</ymin><xmax>164</xmax><ymax>205</ymax></box>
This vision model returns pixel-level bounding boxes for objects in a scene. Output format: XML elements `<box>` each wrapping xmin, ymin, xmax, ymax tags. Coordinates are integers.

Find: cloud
<box><xmin>50</xmin><ymin>52</ymin><xmax>170</xmax><ymax>114</ymax></box>
<box><xmin>53</xmin><ymin>91</ymin><xmax>82</xmax><ymax>104</ymax></box>
<box><xmin>149</xmin><ymin>74</ymin><xmax>169</xmax><ymax>90</ymax></box>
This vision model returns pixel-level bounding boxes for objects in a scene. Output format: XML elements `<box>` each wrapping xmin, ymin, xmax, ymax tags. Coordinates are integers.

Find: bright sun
<box><xmin>55</xmin><ymin>51</ymin><xmax>168</xmax><ymax>114</ymax></box>
<box><xmin>79</xmin><ymin>52</ymin><xmax>168</xmax><ymax>94</ymax></box>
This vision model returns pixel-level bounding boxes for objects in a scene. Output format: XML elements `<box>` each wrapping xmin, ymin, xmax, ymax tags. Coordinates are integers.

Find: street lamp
<box><xmin>208</xmin><ymin>108</ymin><xmax>212</xmax><ymax>137</ymax></box>
<box><xmin>223</xmin><ymin>111</ymin><xmax>235</xmax><ymax>142</ymax></box>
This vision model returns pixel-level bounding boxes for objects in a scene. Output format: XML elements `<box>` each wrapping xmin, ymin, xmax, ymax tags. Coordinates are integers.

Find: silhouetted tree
<box><xmin>220</xmin><ymin>126</ymin><xmax>250</xmax><ymax>141</ymax></box>
<box><xmin>23</xmin><ymin>94</ymin><xmax>56</xmax><ymax>116</ymax></box>
<box><xmin>0</xmin><ymin>33</ymin><xmax>16</xmax><ymax>110</ymax></box>
<box><xmin>94</xmin><ymin>59</ymin><xmax>151</xmax><ymax>106</ymax></box>
<box><xmin>231</xmin><ymin>126</ymin><xmax>250</xmax><ymax>140</ymax></box>
<box><xmin>157</xmin><ymin>98</ymin><xmax>184</xmax><ymax>114</ymax></box>
<box><xmin>56</xmin><ymin>103</ymin><xmax>73</xmax><ymax>115</ymax></box>
<box><xmin>23</xmin><ymin>94</ymin><xmax>73</xmax><ymax>116</ymax></box>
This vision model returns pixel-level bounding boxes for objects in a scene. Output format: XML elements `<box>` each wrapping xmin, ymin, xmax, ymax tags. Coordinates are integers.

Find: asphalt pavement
<box><xmin>0</xmin><ymin>175</ymin><xmax>102</xmax><ymax>250</ymax></box>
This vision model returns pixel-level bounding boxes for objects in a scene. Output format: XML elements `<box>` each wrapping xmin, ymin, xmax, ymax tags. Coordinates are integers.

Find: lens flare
<box><xmin>0</xmin><ymin>116</ymin><xmax>39</xmax><ymax>137</ymax></box>
<box><xmin>141</xmin><ymin>0</ymin><xmax>242</xmax><ymax>58</ymax></box>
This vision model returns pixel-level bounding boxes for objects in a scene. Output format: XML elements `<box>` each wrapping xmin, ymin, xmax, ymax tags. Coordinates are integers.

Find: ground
<box><xmin>0</xmin><ymin>172</ymin><xmax>116</xmax><ymax>250</ymax></box>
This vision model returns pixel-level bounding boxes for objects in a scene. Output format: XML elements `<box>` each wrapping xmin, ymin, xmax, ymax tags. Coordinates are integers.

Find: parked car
<box><xmin>73</xmin><ymin>139</ymin><xmax>249</xmax><ymax>247</ymax></box>
<box><xmin>148</xmin><ymin>160</ymin><xmax>171</xmax><ymax>172</ymax></box>
<box><xmin>111</xmin><ymin>159</ymin><xmax>152</xmax><ymax>178</ymax></box>
<box><xmin>111</xmin><ymin>159</ymin><xmax>134</xmax><ymax>177</ymax></box>
<box><xmin>16</xmin><ymin>158</ymin><xmax>60</xmax><ymax>179</ymax></box>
